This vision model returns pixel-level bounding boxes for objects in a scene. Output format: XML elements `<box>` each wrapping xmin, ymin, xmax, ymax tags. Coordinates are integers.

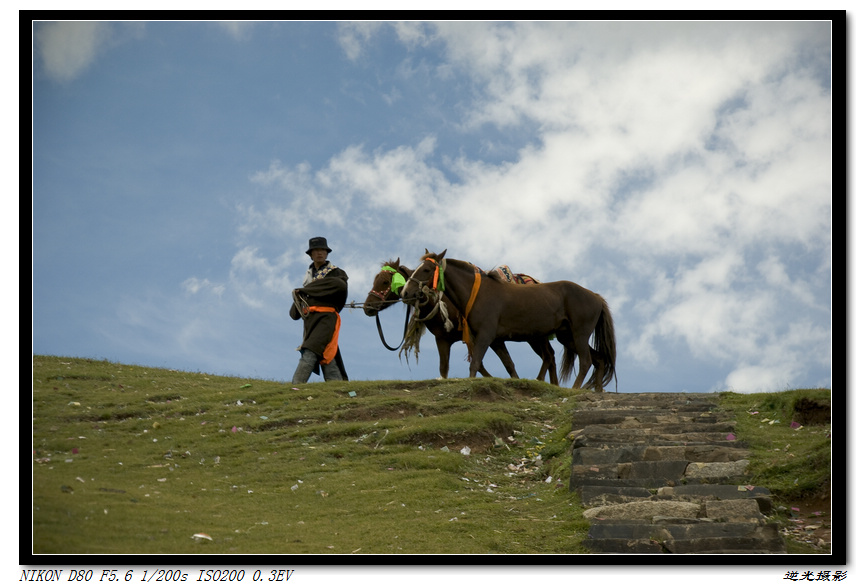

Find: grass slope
<box><xmin>30</xmin><ymin>356</ymin><xmax>832</xmax><ymax>556</ymax></box>
<box><xmin>31</xmin><ymin>356</ymin><xmax>588</xmax><ymax>555</ymax></box>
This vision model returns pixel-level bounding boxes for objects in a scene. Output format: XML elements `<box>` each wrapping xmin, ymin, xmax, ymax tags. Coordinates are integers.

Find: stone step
<box><xmin>568</xmin><ymin>391</ymin><xmax>786</xmax><ymax>554</ymax></box>
<box><xmin>575</xmin><ymin>422</ymin><xmax>736</xmax><ymax>435</ymax></box>
<box><xmin>573</xmin><ymin>445</ymin><xmax>751</xmax><ymax>464</ymax></box>
<box><xmin>573</xmin><ymin>394</ymin><xmax>722</xmax><ymax>410</ymax></box>
<box><xmin>580</xmin><ymin>485</ymin><xmax>653</xmax><ymax>506</ymax></box>
<box><xmin>583</xmin><ymin>534</ymin><xmax>786</xmax><ymax>554</ymax></box>
<box><xmin>571</xmin><ymin>477</ymin><xmax>684</xmax><ymax>489</ymax></box>
<box><xmin>571</xmin><ymin>459</ymin><xmax>750</xmax><ymax>480</ymax></box>
<box><xmin>572</xmin><ymin>429</ymin><xmax>743</xmax><ymax>445</ymax></box>
<box><xmin>573</xmin><ymin>460</ymin><xmax>690</xmax><ymax>480</ymax></box>
<box><xmin>572</xmin><ymin>411</ymin><xmax>724</xmax><ymax>426</ymax></box>
<box><xmin>582</xmin><ymin>538</ymin><xmax>665</xmax><ymax>553</ymax></box>
<box><xmin>587</xmin><ymin>520</ymin><xmax>775</xmax><ymax>541</ymax></box>
<box><xmin>571</xmin><ymin>460</ymin><xmax>750</xmax><ymax>486</ymax></box>
<box><xmin>580</xmin><ymin>484</ymin><xmax>774</xmax><ymax>511</ymax></box>
<box><xmin>657</xmin><ymin>484</ymin><xmax>773</xmax><ymax>510</ymax></box>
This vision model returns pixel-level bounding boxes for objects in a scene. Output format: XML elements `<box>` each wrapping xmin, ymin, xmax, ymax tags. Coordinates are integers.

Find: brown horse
<box><xmin>401</xmin><ymin>250</ymin><xmax>616</xmax><ymax>391</ymax></box>
<box><xmin>363</xmin><ymin>259</ymin><xmax>558</xmax><ymax>383</ymax></box>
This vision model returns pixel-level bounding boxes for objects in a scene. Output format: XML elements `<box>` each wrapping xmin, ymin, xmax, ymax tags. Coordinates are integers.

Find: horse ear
<box><xmin>439</xmin><ymin>249</ymin><xmax>447</xmax><ymax>260</ymax></box>
<box><xmin>395</xmin><ymin>257</ymin><xmax>400</xmax><ymax>265</ymax></box>
<box><xmin>424</xmin><ymin>248</ymin><xmax>430</xmax><ymax>255</ymax></box>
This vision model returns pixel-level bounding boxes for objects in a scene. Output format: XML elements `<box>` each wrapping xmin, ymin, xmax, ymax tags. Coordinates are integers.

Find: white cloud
<box><xmin>36</xmin><ymin>21</ymin><xmax>112</xmax><ymax>82</ymax></box>
<box><xmin>216</xmin><ymin>21</ymin><xmax>254</xmax><ymax>41</ymax></box>
<box><xmin>337</xmin><ymin>22</ymin><xmax>384</xmax><ymax>62</ymax></box>
<box><xmin>181</xmin><ymin>277</ymin><xmax>225</xmax><ymax>297</ymax></box>
<box><xmin>238</xmin><ymin>21</ymin><xmax>831</xmax><ymax>392</ymax></box>
<box><xmin>229</xmin><ymin>246</ymin><xmax>295</xmax><ymax>308</ymax></box>
<box><xmin>324</xmin><ymin>137</ymin><xmax>445</xmax><ymax>214</ymax></box>
<box><xmin>724</xmin><ymin>365</ymin><xmax>794</xmax><ymax>394</ymax></box>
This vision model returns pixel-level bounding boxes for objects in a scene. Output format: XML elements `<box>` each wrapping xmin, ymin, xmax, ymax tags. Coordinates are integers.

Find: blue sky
<box><xmin>32</xmin><ymin>20</ymin><xmax>834</xmax><ymax>394</ymax></box>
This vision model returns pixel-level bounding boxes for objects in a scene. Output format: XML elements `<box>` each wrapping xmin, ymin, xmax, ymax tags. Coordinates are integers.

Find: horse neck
<box><xmin>440</xmin><ymin>259</ymin><xmax>481</xmax><ymax>312</ymax></box>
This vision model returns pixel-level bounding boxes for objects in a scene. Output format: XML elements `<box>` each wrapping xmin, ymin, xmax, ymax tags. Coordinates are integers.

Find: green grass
<box><xmin>718</xmin><ymin>389</ymin><xmax>831</xmax><ymax>501</ymax></box>
<box><xmin>31</xmin><ymin>356</ymin><xmax>832</xmax><ymax>555</ymax></box>
<box><xmin>718</xmin><ymin>389</ymin><xmax>833</xmax><ymax>555</ymax></box>
<box><xmin>31</xmin><ymin>357</ymin><xmax>590</xmax><ymax>554</ymax></box>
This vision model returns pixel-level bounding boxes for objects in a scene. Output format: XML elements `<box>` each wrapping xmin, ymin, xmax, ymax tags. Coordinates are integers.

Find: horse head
<box><xmin>402</xmin><ymin>249</ymin><xmax>447</xmax><ymax>302</ymax></box>
<box><xmin>363</xmin><ymin>259</ymin><xmax>405</xmax><ymax>316</ymax></box>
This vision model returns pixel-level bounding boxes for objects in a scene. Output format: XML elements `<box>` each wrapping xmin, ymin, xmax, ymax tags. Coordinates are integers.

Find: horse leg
<box><xmin>587</xmin><ymin>347</ymin><xmax>605</xmax><ymax>392</ymax></box>
<box><xmin>544</xmin><ymin>340</ymin><xmax>558</xmax><ymax>386</ymax></box>
<box><xmin>435</xmin><ymin>338</ymin><xmax>452</xmax><ymax>379</ymax></box>
<box><xmin>468</xmin><ymin>332</ymin><xmax>495</xmax><ymax>379</ymax></box>
<box><xmin>527</xmin><ymin>340</ymin><xmax>547</xmax><ymax>381</ymax></box>
<box><xmin>489</xmin><ymin>340</ymin><xmax>518</xmax><ymax>378</ymax></box>
<box><xmin>528</xmin><ymin>339</ymin><xmax>558</xmax><ymax>385</ymax></box>
<box><xmin>571</xmin><ymin>343</ymin><xmax>592</xmax><ymax>390</ymax></box>
<box><xmin>462</xmin><ymin>343</ymin><xmax>492</xmax><ymax>377</ymax></box>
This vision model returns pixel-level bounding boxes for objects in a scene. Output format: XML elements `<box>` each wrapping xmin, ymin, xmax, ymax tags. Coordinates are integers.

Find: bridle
<box><xmin>405</xmin><ymin>256</ymin><xmax>483</xmax><ymax>353</ymax></box>
<box><xmin>367</xmin><ymin>266</ymin><xmax>412</xmax><ymax>351</ymax></box>
<box><xmin>403</xmin><ymin>257</ymin><xmax>454</xmax><ymax>332</ymax></box>
<box><xmin>368</xmin><ymin>265</ymin><xmax>407</xmax><ymax>303</ymax></box>
<box><xmin>404</xmin><ymin>257</ymin><xmax>443</xmax><ymax>297</ymax></box>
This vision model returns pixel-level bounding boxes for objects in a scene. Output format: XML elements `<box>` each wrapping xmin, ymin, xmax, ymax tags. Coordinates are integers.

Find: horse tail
<box><xmin>558</xmin><ymin>343</ymin><xmax>576</xmax><ymax>385</ymax></box>
<box><xmin>592</xmin><ymin>299</ymin><xmax>617</xmax><ymax>389</ymax></box>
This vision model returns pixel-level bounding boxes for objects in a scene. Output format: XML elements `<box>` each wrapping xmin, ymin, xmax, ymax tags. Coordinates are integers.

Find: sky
<box><xmin>31</xmin><ymin>20</ymin><xmax>836</xmax><ymax>395</ymax></box>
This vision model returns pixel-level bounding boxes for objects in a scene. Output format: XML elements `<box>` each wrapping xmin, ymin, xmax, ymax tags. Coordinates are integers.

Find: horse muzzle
<box><xmin>400</xmin><ymin>286</ymin><xmax>423</xmax><ymax>302</ymax></box>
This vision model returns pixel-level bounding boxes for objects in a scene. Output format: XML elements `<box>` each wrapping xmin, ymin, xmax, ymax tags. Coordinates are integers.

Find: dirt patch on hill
<box><xmin>792</xmin><ymin>397</ymin><xmax>831</xmax><ymax>426</ymax></box>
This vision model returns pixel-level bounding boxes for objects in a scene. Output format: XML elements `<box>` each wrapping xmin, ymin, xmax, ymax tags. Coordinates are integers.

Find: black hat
<box><xmin>306</xmin><ymin>237</ymin><xmax>332</xmax><ymax>255</ymax></box>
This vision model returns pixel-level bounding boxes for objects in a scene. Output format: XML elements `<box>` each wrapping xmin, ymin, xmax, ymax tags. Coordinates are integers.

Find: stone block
<box><xmin>618</xmin><ymin>460</ymin><xmax>689</xmax><ymax>479</ymax></box>
<box><xmin>583</xmin><ymin>500</ymin><xmax>701</xmax><ymax>521</ymax></box>
<box><xmin>685</xmin><ymin>460</ymin><xmax>750</xmax><ymax>479</ymax></box>
<box><xmin>705</xmin><ymin>498</ymin><xmax>763</xmax><ymax>522</ymax></box>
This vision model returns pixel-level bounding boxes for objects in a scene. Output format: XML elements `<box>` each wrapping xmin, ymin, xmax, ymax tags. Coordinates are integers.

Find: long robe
<box><xmin>290</xmin><ymin>267</ymin><xmax>349</xmax><ymax>379</ymax></box>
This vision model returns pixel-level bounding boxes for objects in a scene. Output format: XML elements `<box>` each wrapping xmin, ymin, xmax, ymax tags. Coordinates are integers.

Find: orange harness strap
<box><xmin>306</xmin><ymin>306</ymin><xmax>341</xmax><ymax>364</ymax></box>
<box><xmin>461</xmin><ymin>270</ymin><xmax>482</xmax><ymax>349</ymax></box>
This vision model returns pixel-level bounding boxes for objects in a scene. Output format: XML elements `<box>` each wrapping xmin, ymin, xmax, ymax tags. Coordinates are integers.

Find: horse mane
<box><xmin>441</xmin><ymin>257</ymin><xmax>493</xmax><ymax>280</ymax></box>
<box><xmin>383</xmin><ymin>259</ymin><xmax>401</xmax><ymax>271</ymax></box>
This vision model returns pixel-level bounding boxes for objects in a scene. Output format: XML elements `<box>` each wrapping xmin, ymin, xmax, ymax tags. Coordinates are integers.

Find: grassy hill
<box><xmin>30</xmin><ymin>356</ymin><xmax>831</xmax><ymax>555</ymax></box>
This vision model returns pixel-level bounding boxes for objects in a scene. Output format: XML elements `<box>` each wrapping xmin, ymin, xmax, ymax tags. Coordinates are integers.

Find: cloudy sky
<box><xmin>32</xmin><ymin>20</ymin><xmax>834</xmax><ymax>394</ymax></box>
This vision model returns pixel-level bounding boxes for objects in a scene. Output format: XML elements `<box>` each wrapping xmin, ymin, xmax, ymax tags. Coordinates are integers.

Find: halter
<box><xmin>405</xmin><ymin>257</ymin><xmax>444</xmax><ymax>294</ymax></box>
<box><xmin>367</xmin><ymin>265</ymin><xmax>413</xmax><ymax>351</ymax></box>
<box><xmin>407</xmin><ymin>256</ymin><xmax>482</xmax><ymax>353</ymax></box>
<box><xmin>404</xmin><ymin>257</ymin><xmax>454</xmax><ymax>332</ymax></box>
<box><xmin>367</xmin><ymin>266</ymin><xmax>406</xmax><ymax>305</ymax></box>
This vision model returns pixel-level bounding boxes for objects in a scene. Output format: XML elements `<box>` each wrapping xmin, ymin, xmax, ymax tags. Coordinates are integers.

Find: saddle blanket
<box><xmin>489</xmin><ymin>265</ymin><xmax>541</xmax><ymax>285</ymax></box>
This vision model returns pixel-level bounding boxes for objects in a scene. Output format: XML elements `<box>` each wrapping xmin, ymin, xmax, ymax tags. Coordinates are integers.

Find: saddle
<box><xmin>488</xmin><ymin>265</ymin><xmax>541</xmax><ymax>285</ymax></box>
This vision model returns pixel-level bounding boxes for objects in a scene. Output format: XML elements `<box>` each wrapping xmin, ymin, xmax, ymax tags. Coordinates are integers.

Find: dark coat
<box><xmin>290</xmin><ymin>267</ymin><xmax>349</xmax><ymax>378</ymax></box>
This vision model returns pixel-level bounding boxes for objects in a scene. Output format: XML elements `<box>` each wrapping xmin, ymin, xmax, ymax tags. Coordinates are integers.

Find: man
<box><xmin>289</xmin><ymin>237</ymin><xmax>349</xmax><ymax>383</ymax></box>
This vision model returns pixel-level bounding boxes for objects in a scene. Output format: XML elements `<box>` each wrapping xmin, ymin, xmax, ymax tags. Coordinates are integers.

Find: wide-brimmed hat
<box><xmin>306</xmin><ymin>237</ymin><xmax>332</xmax><ymax>255</ymax></box>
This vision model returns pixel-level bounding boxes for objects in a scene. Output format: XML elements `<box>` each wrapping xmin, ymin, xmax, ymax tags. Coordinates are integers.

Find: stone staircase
<box><xmin>569</xmin><ymin>392</ymin><xmax>787</xmax><ymax>554</ymax></box>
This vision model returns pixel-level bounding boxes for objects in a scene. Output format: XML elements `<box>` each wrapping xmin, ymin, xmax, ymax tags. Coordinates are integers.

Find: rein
<box><xmin>375</xmin><ymin>304</ymin><xmax>412</xmax><ymax>351</ymax></box>
<box><xmin>368</xmin><ymin>265</ymin><xmax>413</xmax><ymax>352</ymax></box>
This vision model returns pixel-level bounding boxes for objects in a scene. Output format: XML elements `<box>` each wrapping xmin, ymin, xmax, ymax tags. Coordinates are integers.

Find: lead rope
<box><xmin>375</xmin><ymin>302</ymin><xmax>412</xmax><ymax>351</ymax></box>
<box><xmin>292</xmin><ymin>290</ymin><xmax>311</xmax><ymax>320</ymax></box>
<box><xmin>411</xmin><ymin>289</ymin><xmax>453</xmax><ymax>332</ymax></box>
